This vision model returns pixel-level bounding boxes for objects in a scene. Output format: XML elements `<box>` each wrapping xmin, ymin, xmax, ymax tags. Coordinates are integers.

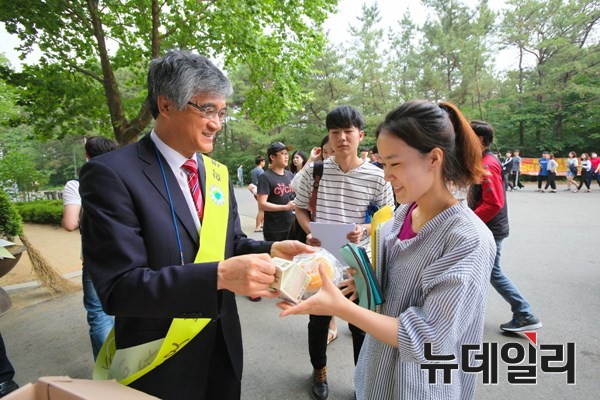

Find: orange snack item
<box><xmin>305</xmin><ymin>257</ymin><xmax>334</xmax><ymax>291</ymax></box>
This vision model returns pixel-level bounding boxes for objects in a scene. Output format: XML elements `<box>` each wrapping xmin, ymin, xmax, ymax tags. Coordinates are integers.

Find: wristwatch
<box><xmin>361</xmin><ymin>225</ymin><xmax>368</xmax><ymax>240</ymax></box>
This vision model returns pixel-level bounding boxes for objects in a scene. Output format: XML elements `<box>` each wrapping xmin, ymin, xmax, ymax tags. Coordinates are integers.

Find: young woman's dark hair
<box><xmin>319</xmin><ymin>135</ymin><xmax>331</xmax><ymax>161</ymax></box>
<box><xmin>290</xmin><ymin>150</ymin><xmax>308</xmax><ymax>174</ymax></box>
<box><xmin>375</xmin><ymin>100</ymin><xmax>485</xmax><ymax>188</ymax></box>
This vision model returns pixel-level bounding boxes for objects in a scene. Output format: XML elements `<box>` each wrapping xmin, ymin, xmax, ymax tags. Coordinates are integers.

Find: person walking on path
<box><xmin>511</xmin><ymin>150</ymin><xmax>525</xmax><ymax>190</ymax></box>
<box><xmin>501</xmin><ymin>151</ymin><xmax>513</xmax><ymax>191</ymax></box>
<box><xmin>590</xmin><ymin>152</ymin><xmax>600</xmax><ymax>188</ymax></box>
<box><xmin>249</xmin><ymin>155</ymin><xmax>265</xmax><ymax>232</ymax></box>
<box><xmin>566</xmin><ymin>151</ymin><xmax>579</xmax><ymax>191</ymax></box>
<box><xmin>237</xmin><ymin>163</ymin><xmax>244</xmax><ymax>187</ymax></box>
<box><xmin>470</xmin><ymin>120</ymin><xmax>542</xmax><ymax>333</ymax></box>
<box><xmin>544</xmin><ymin>153</ymin><xmax>558</xmax><ymax>193</ymax></box>
<box><xmin>536</xmin><ymin>151</ymin><xmax>550</xmax><ymax>192</ymax></box>
<box><xmin>574</xmin><ymin>153</ymin><xmax>592</xmax><ymax>192</ymax></box>
<box><xmin>61</xmin><ymin>136</ymin><xmax>117</xmax><ymax>361</ymax></box>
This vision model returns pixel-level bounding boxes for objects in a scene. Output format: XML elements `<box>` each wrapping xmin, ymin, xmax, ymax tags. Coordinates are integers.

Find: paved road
<box><xmin>1</xmin><ymin>186</ymin><xmax>599</xmax><ymax>399</ymax></box>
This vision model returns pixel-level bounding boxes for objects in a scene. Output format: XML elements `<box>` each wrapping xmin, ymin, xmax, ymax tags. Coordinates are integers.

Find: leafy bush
<box><xmin>15</xmin><ymin>200</ymin><xmax>63</xmax><ymax>225</ymax></box>
<box><xmin>0</xmin><ymin>189</ymin><xmax>24</xmax><ymax>240</ymax></box>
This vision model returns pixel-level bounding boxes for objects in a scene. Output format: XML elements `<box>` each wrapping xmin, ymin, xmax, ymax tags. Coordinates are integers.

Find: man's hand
<box><xmin>346</xmin><ymin>224</ymin><xmax>363</xmax><ymax>244</ymax></box>
<box><xmin>286</xmin><ymin>200</ymin><xmax>296</xmax><ymax>211</ymax></box>
<box><xmin>217</xmin><ymin>254</ymin><xmax>278</xmax><ymax>298</ymax></box>
<box><xmin>271</xmin><ymin>240</ymin><xmax>314</xmax><ymax>260</ymax></box>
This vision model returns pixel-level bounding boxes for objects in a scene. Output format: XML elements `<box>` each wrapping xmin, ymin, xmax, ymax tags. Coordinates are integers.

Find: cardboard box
<box><xmin>4</xmin><ymin>376</ymin><xmax>158</xmax><ymax>400</ymax></box>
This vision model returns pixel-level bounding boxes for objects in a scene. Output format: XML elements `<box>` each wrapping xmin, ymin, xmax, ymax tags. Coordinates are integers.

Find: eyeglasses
<box><xmin>187</xmin><ymin>102</ymin><xmax>228</xmax><ymax>122</ymax></box>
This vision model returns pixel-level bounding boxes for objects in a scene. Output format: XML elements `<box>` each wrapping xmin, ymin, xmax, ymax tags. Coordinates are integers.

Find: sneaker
<box><xmin>311</xmin><ymin>367</ymin><xmax>328</xmax><ymax>400</ymax></box>
<box><xmin>500</xmin><ymin>315</ymin><xmax>542</xmax><ymax>332</ymax></box>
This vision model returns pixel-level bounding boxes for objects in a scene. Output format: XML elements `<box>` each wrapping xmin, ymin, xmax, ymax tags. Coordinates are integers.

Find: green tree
<box><xmin>387</xmin><ymin>12</ymin><xmax>420</xmax><ymax>103</ymax></box>
<box><xmin>497</xmin><ymin>0</ymin><xmax>600</xmax><ymax>151</ymax></box>
<box><xmin>418</xmin><ymin>0</ymin><xmax>496</xmax><ymax>108</ymax></box>
<box><xmin>1</xmin><ymin>0</ymin><xmax>338</xmax><ymax>145</ymax></box>
<box><xmin>0</xmin><ymin>150</ymin><xmax>49</xmax><ymax>200</ymax></box>
<box><xmin>346</xmin><ymin>3</ymin><xmax>391</xmax><ymax>119</ymax></box>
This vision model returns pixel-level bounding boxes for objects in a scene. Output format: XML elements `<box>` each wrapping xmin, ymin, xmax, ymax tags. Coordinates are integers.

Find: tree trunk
<box><xmin>518</xmin><ymin>47</ymin><xmax>525</xmax><ymax>147</ymax></box>
<box><xmin>555</xmin><ymin>96</ymin><xmax>563</xmax><ymax>140</ymax></box>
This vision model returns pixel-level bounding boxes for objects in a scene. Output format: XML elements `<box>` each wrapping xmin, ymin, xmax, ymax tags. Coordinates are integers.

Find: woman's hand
<box><xmin>339</xmin><ymin>268</ymin><xmax>358</xmax><ymax>302</ymax></box>
<box><xmin>277</xmin><ymin>262</ymin><xmax>349</xmax><ymax>317</ymax></box>
<box><xmin>309</xmin><ymin>147</ymin><xmax>322</xmax><ymax>162</ymax></box>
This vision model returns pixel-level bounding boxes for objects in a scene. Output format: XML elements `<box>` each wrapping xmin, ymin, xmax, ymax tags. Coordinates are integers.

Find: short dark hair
<box><xmin>255</xmin><ymin>155</ymin><xmax>265</xmax><ymax>165</ymax></box>
<box><xmin>371</xmin><ymin>145</ymin><xmax>378</xmax><ymax>154</ymax></box>
<box><xmin>85</xmin><ymin>137</ymin><xmax>117</xmax><ymax>159</ymax></box>
<box><xmin>470</xmin><ymin>120</ymin><xmax>495</xmax><ymax>147</ymax></box>
<box><xmin>326</xmin><ymin>105</ymin><xmax>365</xmax><ymax>131</ymax></box>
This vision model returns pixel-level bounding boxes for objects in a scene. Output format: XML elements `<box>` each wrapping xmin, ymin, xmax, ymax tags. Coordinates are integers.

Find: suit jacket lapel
<box><xmin>138</xmin><ymin>134</ymin><xmax>199</xmax><ymax>244</ymax></box>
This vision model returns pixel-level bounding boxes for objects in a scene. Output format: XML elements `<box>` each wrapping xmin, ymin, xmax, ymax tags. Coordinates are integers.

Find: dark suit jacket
<box><xmin>79</xmin><ymin>134</ymin><xmax>272</xmax><ymax>399</ymax></box>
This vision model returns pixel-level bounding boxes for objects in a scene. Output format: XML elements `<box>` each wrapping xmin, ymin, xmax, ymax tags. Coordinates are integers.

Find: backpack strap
<box><xmin>308</xmin><ymin>162</ymin><xmax>323</xmax><ymax>222</ymax></box>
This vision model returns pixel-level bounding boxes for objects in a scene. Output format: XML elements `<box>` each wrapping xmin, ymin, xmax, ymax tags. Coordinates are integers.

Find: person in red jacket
<box><xmin>469</xmin><ymin>120</ymin><xmax>542</xmax><ymax>332</ymax></box>
<box><xmin>591</xmin><ymin>152</ymin><xmax>600</xmax><ymax>188</ymax></box>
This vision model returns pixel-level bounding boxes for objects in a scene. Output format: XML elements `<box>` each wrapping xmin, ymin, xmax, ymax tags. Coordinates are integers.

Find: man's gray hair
<box><xmin>147</xmin><ymin>50</ymin><xmax>233</xmax><ymax>118</ymax></box>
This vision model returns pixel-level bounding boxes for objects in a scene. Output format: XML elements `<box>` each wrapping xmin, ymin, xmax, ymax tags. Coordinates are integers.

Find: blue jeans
<box><xmin>82</xmin><ymin>267</ymin><xmax>114</xmax><ymax>360</ymax></box>
<box><xmin>490</xmin><ymin>239</ymin><xmax>533</xmax><ymax>319</ymax></box>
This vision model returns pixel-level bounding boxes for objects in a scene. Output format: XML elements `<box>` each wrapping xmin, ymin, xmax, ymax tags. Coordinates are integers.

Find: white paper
<box><xmin>0</xmin><ymin>239</ymin><xmax>15</xmax><ymax>247</ymax></box>
<box><xmin>0</xmin><ymin>246</ymin><xmax>15</xmax><ymax>259</ymax></box>
<box><xmin>309</xmin><ymin>222</ymin><xmax>355</xmax><ymax>264</ymax></box>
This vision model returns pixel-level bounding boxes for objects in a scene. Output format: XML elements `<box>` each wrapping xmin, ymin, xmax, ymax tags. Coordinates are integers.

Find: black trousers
<box><xmin>544</xmin><ymin>172</ymin><xmax>556</xmax><ymax>190</ymax></box>
<box><xmin>263</xmin><ymin>230</ymin><xmax>290</xmax><ymax>242</ymax></box>
<box><xmin>578</xmin><ymin>171</ymin><xmax>592</xmax><ymax>190</ymax></box>
<box><xmin>502</xmin><ymin>172</ymin><xmax>512</xmax><ymax>190</ymax></box>
<box><xmin>537</xmin><ymin>174</ymin><xmax>548</xmax><ymax>189</ymax></box>
<box><xmin>0</xmin><ymin>333</ymin><xmax>15</xmax><ymax>383</ymax></box>
<box><xmin>308</xmin><ymin>315</ymin><xmax>365</xmax><ymax>369</ymax></box>
<box><xmin>204</xmin><ymin>324</ymin><xmax>240</xmax><ymax>400</ymax></box>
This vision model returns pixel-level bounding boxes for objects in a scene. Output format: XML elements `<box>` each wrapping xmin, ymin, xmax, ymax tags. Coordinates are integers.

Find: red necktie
<box><xmin>181</xmin><ymin>159</ymin><xmax>204</xmax><ymax>221</ymax></box>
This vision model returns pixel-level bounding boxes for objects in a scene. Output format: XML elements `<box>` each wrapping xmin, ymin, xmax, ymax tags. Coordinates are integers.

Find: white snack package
<box><xmin>292</xmin><ymin>248</ymin><xmax>346</xmax><ymax>298</ymax></box>
<box><xmin>270</xmin><ymin>257</ymin><xmax>310</xmax><ymax>304</ymax></box>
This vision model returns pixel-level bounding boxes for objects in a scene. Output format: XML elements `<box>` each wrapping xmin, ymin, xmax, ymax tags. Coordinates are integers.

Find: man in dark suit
<box><xmin>79</xmin><ymin>50</ymin><xmax>311</xmax><ymax>399</ymax></box>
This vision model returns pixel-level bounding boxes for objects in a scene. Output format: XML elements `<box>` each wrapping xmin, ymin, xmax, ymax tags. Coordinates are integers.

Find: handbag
<box><xmin>287</xmin><ymin>162</ymin><xmax>323</xmax><ymax>243</ymax></box>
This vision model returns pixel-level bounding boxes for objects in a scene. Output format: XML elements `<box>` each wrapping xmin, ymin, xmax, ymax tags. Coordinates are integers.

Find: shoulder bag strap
<box><xmin>308</xmin><ymin>162</ymin><xmax>323</xmax><ymax>222</ymax></box>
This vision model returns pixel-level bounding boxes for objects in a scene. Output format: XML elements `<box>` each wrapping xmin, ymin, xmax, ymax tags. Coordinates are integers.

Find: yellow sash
<box><xmin>94</xmin><ymin>154</ymin><xmax>230</xmax><ymax>385</ymax></box>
